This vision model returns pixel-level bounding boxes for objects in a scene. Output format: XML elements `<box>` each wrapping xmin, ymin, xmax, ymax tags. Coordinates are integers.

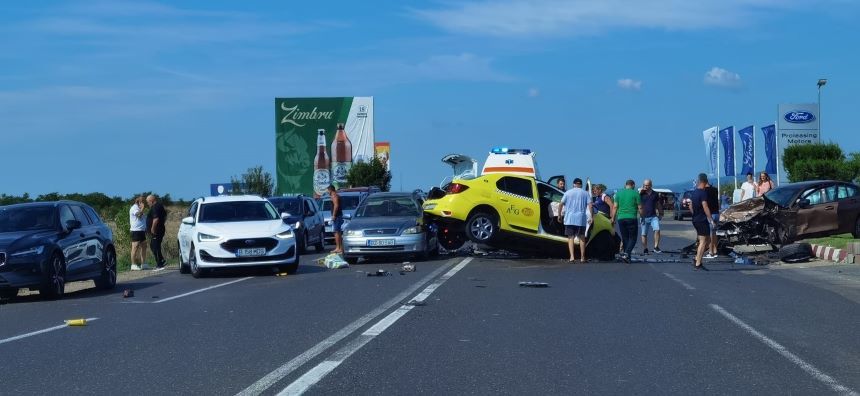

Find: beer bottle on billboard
<box><xmin>313</xmin><ymin>129</ymin><xmax>331</xmax><ymax>198</ymax></box>
<box><xmin>331</xmin><ymin>122</ymin><xmax>353</xmax><ymax>185</ymax></box>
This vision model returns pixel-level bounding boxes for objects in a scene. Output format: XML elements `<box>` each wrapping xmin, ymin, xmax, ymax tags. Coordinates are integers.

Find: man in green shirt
<box><xmin>610</xmin><ymin>179</ymin><xmax>643</xmax><ymax>263</ymax></box>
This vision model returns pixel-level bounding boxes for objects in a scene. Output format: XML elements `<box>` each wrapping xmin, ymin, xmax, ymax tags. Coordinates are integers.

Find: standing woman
<box><xmin>129</xmin><ymin>196</ymin><xmax>147</xmax><ymax>271</ymax></box>
<box><xmin>756</xmin><ymin>172</ymin><xmax>774</xmax><ymax>196</ymax></box>
<box><xmin>592</xmin><ymin>184</ymin><xmax>613</xmax><ymax>218</ymax></box>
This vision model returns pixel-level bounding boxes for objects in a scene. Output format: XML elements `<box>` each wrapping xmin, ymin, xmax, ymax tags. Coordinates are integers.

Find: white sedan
<box><xmin>177</xmin><ymin>195</ymin><xmax>298</xmax><ymax>278</ymax></box>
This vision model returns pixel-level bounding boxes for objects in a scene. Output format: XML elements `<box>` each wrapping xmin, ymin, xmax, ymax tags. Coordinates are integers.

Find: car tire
<box><xmin>779</xmin><ymin>243</ymin><xmax>813</xmax><ymax>263</ymax></box>
<box><xmin>94</xmin><ymin>248</ymin><xmax>117</xmax><ymax>290</ymax></box>
<box><xmin>0</xmin><ymin>288</ymin><xmax>17</xmax><ymax>301</ymax></box>
<box><xmin>189</xmin><ymin>245</ymin><xmax>206</xmax><ymax>278</ymax></box>
<box><xmin>854</xmin><ymin>216</ymin><xmax>860</xmax><ymax>239</ymax></box>
<box><xmin>178</xmin><ymin>240</ymin><xmax>190</xmax><ymax>274</ymax></box>
<box><xmin>314</xmin><ymin>231</ymin><xmax>325</xmax><ymax>252</ymax></box>
<box><xmin>297</xmin><ymin>230</ymin><xmax>307</xmax><ymax>255</ymax></box>
<box><xmin>39</xmin><ymin>253</ymin><xmax>66</xmax><ymax>300</ymax></box>
<box><xmin>465</xmin><ymin>211</ymin><xmax>499</xmax><ymax>244</ymax></box>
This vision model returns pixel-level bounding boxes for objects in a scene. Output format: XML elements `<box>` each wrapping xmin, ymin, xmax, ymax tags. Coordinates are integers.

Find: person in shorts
<box><xmin>129</xmin><ymin>196</ymin><xmax>148</xmax><ymax>271</ymax></box>
<box><xmin>558</xmin><ymin>178</ymin><xmax>592</xmax><ymax>263</ymax></box>
<box><xmin>327</xmin><ymin>185</ymin><xmax>344</xmax><ymax>254</ymax></box>
<box><xmin>705</xmin><ymin>179</ymin><xmax>720</xmax><ymax>259</ymax></box>
<box><xmin>690</xmin><ymin>174</ymin><xmax>715</xmax><ymax>271</ymax></box>
<box><xmin>639</xmin><ymin>179</ymin><xmax>663</xmax><ymax>254</ymax></box>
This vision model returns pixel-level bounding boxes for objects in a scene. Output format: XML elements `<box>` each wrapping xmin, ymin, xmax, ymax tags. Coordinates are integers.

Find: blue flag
<box><xmin>719</xmin><ymin>126</ymin><xmax>735</xmax><ymax>176</ymax></box>
<box><xmin>703</xmin><ymin>127</ymin><xmax>718</xmax><ymax>176</ymax></box>
<box><xmin>761</xmin><ymin>124</ymin><xmax>777</xmax><ymax>174</ymax></box>
<box><xmin>738</xmin><ymin>126</ymin><xmax>754</xmax><ymax>176</ymax></box>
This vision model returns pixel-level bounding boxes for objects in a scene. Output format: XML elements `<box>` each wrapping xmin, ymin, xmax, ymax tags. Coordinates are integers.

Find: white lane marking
<box><xmin>710</xmin><ymin>304</ymin><xmax>858</xmax><ymax>396</ymax></box>
<box><xmin>236</xmin><ymin>258</ymin><xmax>462</xmax><ymax>396</ymax></box>
<box><xmin>0</xmin><ymin>318</ymin><xmax>100</xmax><ymax>346</ymax></box>
<box><xmin>663</xmin><ymin>272</ymin><xmax>696</xmax><ymax>290</ymax></box>
<box><xmin>153</xmin><ymin>277</ymin><xmax>253</xmax><ymax>304</ymax></box>
<box><xmin>279</xmin><ymin>257</ymin><xmax>474</xmax><ymax>396</ymax></box>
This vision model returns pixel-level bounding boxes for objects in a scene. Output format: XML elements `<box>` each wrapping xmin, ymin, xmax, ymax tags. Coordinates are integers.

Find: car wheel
<box><xmin>314</xmin><ymin>231</ymin><xmax>325</xmax><ymax>252</ymax></box>
<box><xmin>39</xmin><ymin>253</ymin><xmax>66</xmax><ymax>300</ymax></box>
<box><xmin>189</xmin><ymin>245</ymin><xmax>206</xmax><ymax>279</ymax></box>
<box><xmin>0</xmin><ymin>288</ymin><xmax>17</xmax><ymax>301</ymax></box>
<box><xmin>94</xmin><ymin>248</ymin><xmax>117</xmax><ymax>290</ymax></box>
<box><xmin>466</xmin><ymin>212</ymin><xmax>498</xmax><ymax>244</ymax></box>
<box><xmin>779</xmin><ymin>243</ymin><xmax>813</xmax><ymax>263</ymax></box>
<box><xmin>285</xmin><ymin>255</ymin><xmax>300</xmax><ymax>274</ymax></box>
<box><xmin>854</xmin><ymin>216</ymin><xmax>860</xmax><ymax>239</ymax></box>
<box><xmin>297</xmin><ymin>230</ymin><xmax>308</xmax><ymax>255</ymax></box>
<box><xmin>178</xmin><ymin>240</ymin><xmax>190</xmax><ymax>274</ymax></box>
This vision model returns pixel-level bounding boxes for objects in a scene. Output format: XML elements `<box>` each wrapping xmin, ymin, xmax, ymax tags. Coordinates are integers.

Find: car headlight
<box><xmin>198</xmin><ymin>233</ymin><xmax>222</xmax><ymax>242</ymax></box>
<box><xmin>294</xmin><ymin>221</ymin><xmax>302</xmax><ymax>229</ymax></box>
<box><xmin>276</xmin><ymin>229</ymin><xmax>295</xmax><ymax>239</ymax></box>
<box><xmin>345</xmin><ymin>229</ymin><xmax>363</xmax><ymax>237</ymax></box>
<box><xmin>423</xmin><ymin>203</ymin><xmax>436</xmax><ymax>210</ymax></box>
<box><xmin>402</xmin><ymin>226</ymin><xmax>421</xmax><ymax>234</ymax></box>
<box><xmin>10</xmin><ymin>245</ymin><xmax>45</xmax><ymax>257</ymax></box>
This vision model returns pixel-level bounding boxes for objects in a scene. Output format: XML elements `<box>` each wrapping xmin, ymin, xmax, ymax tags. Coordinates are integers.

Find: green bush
<box><xmin>783</xmin><ymin>143</ymin><xmax>860</xmax><ymax>182</ymax></box>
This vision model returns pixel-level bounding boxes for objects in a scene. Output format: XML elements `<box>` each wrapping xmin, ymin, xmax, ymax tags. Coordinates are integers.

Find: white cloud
<box><xmin>617</xmin><ymin>78</ymin><xmax>642</xmax><ymax>91</ymax></box>
<box><xmin>704</xmin><ymin>67</ymin><xmax>742</xmax><ymax>88</ymax></box>
<box><xmin>412</xmin><ymin>0</ymin><xmax>819</xmax><ymax>37</ymax></box>
<box><xmin>528</xmin><ymin>87</ymin><xmax>540</xmax><ymax>97</ymax></box>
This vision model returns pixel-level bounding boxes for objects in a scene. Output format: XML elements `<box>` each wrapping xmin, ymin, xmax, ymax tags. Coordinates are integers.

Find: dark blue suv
<box><xmin>0</xmin><ymin>201</ymin><xmax>117</xmax><ymax>300</ymax></box>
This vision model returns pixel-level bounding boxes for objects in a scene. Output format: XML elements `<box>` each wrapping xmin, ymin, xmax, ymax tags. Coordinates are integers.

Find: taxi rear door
<box><xmin>495</xmin><ymin>176</ymin><xmax>540</xmax><ymax>233</ymax></box>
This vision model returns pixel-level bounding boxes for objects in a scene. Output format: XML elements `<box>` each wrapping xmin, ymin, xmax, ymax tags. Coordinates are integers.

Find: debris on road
<box><xmin>276</xmin><ymin>272</ymin><xmax>289</xmax><ymax>277</ymax></box>
<box><xmin>405</xmin><ymin>300</ymin><xmax>426</xmax><ymax>306</ymax></box>
<box><xmin>367</xmin><ymin>269</ymin><xmax>391</xmax><ymax>277</ymax></box>
<box><xmin>122</xmin><ymin>289</ymin><xmax>134</xmax><ymax>298</ymax></box>
<box><xmin>401</xmin><ymin>263</ymin><xmax>416</xmax><ymax>272</ymax></box>
<box><xmin>320</xmin><ymin>254</ymin><xmax>350</xmax><ymax>269</ymax></box>
<box><xmin>65</xmin><ymin>319</ymin><xmax>87</xmax><ymax>326</ymax></box>
<box><xmin>518</xmin><ymin>281</ymin><xmax>549</xmax><ymax>288</ymax></box>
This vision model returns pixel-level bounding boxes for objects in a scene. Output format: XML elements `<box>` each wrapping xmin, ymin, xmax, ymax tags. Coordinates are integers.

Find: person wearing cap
<box><xmin>690</xmin><ymin>173</ymin><xmax>714</xmax><ymax>270</ymax></box>
<box><xmin>558</xmin><ymin>178</ymin><xmax>592</xmax><ymax>263</ymax></box>
<box><xmin>611</xmin><ymin>180</ymin><xmax>642</xmax><ymax>263</ymax></box>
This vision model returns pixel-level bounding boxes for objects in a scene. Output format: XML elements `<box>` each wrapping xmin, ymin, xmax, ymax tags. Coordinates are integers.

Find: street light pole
<box><xmin>817</xmin><ymin>78</ymin><xmax>827</xmax><ymax>140</ymax></box>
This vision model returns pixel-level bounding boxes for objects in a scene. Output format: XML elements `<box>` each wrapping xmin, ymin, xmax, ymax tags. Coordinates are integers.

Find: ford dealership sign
<box><xmin>784</xmin><ymin>111</ymin><xmax>816</xmax><ymax>124</ymax></box>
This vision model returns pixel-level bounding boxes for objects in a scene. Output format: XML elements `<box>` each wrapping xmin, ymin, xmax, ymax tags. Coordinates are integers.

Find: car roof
<box><xmin>199</xmin><ymin>195</ymin><xmax>268</xmax><ymax>203</ymax></box>
<box><xmin>779</xmin><ymin>180</ymin><xmax>853</xmax><ymax>189</ymax></box>
<box><xmin>366</xmin><ymin>192</ymin><xmax>415</xmax><ymax>199</ymax></box>
<box><xmin>0</xmin><ymin>200</ymin><xmax>89</xmax><ymax>210</ymax></box>
<box><xmin>267</xmin><ymin>196</ymin><xmax>303</xmax><ymax>202</ymax></box>
<box><xmin>320</xmin><ymin>191</ymin><xmax>367</xmax><ymax>199</ymax></box>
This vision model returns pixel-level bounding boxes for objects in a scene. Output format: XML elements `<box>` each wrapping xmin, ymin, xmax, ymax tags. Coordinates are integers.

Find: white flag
<box><xmin>702</xmin><ymin>127</ymin><xmax>718</xmax><ymax>176</ymax></box>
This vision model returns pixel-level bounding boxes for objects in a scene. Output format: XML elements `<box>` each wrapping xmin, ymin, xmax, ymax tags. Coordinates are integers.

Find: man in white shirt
<box><xmin>129</xmin><ymin>196</ymin><xmax>148</xmax><ymax>270</ymax></box>
<box><xmin>739</xmin><ymin>172</ymin><xmax>756</xmax><ymax>201</ymax></box>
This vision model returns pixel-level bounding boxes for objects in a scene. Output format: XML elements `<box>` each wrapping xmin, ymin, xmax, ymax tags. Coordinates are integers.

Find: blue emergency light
<box><xmin>491</xmin><ymin>147</ymin><xmax>531</xmax><ymax>155</ymax></box>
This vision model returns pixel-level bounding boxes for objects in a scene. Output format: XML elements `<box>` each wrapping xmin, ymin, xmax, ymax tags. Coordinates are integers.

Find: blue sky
<box><xmin>2</xmin><ymin>0</ymin><xmax>858</xmax><ymax>199</ymax></box>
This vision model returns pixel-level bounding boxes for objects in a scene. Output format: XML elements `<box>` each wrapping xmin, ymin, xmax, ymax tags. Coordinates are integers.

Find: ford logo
<box><xmin>784</xmin><ymin>111</ymin><xmax>816</xmax><ymax>124</ymax></box>
<box><xmin>244</xmin><ymin>239</ymin><xmax>255</xmax><ymax>245</ymax></box>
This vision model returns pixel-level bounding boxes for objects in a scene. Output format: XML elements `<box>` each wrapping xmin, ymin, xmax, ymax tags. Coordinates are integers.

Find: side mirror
<box><xmin>798</xmin><ymin>199</ymin><xmax>811</xmax><ymax>209</ymax></box>
<box><xmin>281</xmin><ymin>212</ymin><xmax>290</xmax><ymax>220</ymax></box>
<box><xmin>181</xmin><ymin>216</ymin><xmax>195</xmax><ymax>225</ymax></box>
<box><xmin>343</xmin><ymin>213</ymin><xmax>352</xmax><ymax>220</ymax></box>
<box><xmin>65</xmin><ymin>220</ymin><xmax>82</xmax><ymax>231</ymax></box>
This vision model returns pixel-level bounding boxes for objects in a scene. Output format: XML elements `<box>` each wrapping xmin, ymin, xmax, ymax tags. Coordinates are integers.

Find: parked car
<box><xmin>177</xmin><ymin>195</ymin><xmax>298</xmax><ymax>277</ymax></box>
<box><xmin>717</xmin><ymin>180</ymin><xmax>860</xmax><ymax>247</ymax></box>
<box><xmin>342</xmin><ymin>192</ymin><xmax>438</xmax><ymax>264</ymax></box>
<box><xmin>318</xmin><ymin>191</ymin><xmax>370</xmax><ymax>244</ymax></box>
<box><xmin>423</xmin><ymin>173</ymin><xmax>618</xmax><ymax>260</ymax></box>
<box><xmin>673</xmin><ymin>189</ymin><xmax>695</xmax><ymax>220</ymax></box>
<box><xmin>0</xmin><ymin>201</ymin><xmax>117</xmax><ymax>300</ymax></box>
<box><xmin>267</xmin><ymin>196</ymin><xmax>325</xmax><ymax>254</ymax></box>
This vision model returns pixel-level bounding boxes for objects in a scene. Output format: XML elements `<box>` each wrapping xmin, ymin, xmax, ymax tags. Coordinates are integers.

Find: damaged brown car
<box><xmin>717</xmin><ymin>180</ymin><xmax>860</xmax><ymax>249</ymax></box>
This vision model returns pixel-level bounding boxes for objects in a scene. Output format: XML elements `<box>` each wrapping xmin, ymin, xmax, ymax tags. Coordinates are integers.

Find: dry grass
<box><xmin>108</xmin><ymin>205</ymin><xmax>185</xmax><ymax>271</ymax></box>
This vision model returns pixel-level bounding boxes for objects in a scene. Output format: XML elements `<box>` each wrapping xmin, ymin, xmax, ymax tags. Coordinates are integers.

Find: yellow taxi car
<box><xmin>423</xmin><ymin>148</ymin><xmax>619</xmax><ymax>260</ymax></box>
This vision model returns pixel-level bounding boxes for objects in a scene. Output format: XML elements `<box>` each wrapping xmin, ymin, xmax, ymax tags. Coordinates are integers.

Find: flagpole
<box><xmin>752</xmin><ymin>124</ymin><xmax>756</xmax><ymax>178</ymax></box>
<box><xmin>733</xmin><ymin>127</ymin><xmax>738</xmax><ymax>190</ymax></box>
<box><xmin>775</xmin><ymin>121</ymin><xmax>781</xmax><ymax>186</ymax></box>
<box><xmin>717</xmin><ymin>125</ymin><xmax>721</xmax><ymax>193</ymax></box>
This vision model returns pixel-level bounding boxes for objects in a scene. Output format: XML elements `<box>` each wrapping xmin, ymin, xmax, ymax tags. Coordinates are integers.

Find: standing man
<box><xmin>705</xmin><ymin>179</ymin><xmax>720</xmax><ymax>259</ymax></box>
<box><xmin>611</xmin><ymin>180</ymin><xmax>642</xmax><ymax>263</ymax></box>
<box><xmin>558</xmin><ymin>178</ymin><xmax>592</xmax><ymax>263</ymax></box>
<box><xmin>129</xmin><ymin>196</ymin><xmax>148</xmax><ymax>271</ymax></box>
<box><xmin>550</xmin><ymin>177</ymin><xmax>567</xmax><ymax>235</ymax></box>
<box><xmin>691</xmin><ymin>174</ymin><xmax>714</xmax><ymax>270</ymax></box>
<box><xmin>740</xmin><ymin>172</ymin><xmax>756</xmax><ymax>201</ymax></box>
<box><xmin>146</xmin><ymin>194</ymin><xmax>167</xmax><ymax>271</ymax></box>
<box><xmin>639</xmin><ymin>179</ymin><xmax>663</xmax><ymax>254</ymax></box>
<box><xmin>327</xmin><ymin>185</ymin><xmax>344</xmax><ymax>254</ymax></box>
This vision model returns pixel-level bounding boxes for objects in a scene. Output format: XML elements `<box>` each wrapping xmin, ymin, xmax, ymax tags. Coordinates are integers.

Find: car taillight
<box><xmin>446</xmin><ymin>183</ymin><xmax>469</xmax><ymax>194</ymax></box>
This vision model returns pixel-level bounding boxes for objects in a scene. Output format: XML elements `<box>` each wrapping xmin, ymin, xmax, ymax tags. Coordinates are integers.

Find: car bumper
<box><xmin>195</xmin><ymin>240</ymin><xmax>297</xmax><ymax>268</ymax></box>
<box><xmin>343</xmin><ymin>233</ymin><xmax>427</xmax><ymax>256</ymax></box>
<box><xmin>0</xmin><ymin>255</ymin><xmax>48</xmax><ymax>289</ymax></box>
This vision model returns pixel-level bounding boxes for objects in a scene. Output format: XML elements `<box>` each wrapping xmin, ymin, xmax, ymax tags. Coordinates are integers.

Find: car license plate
<box><xmin>367</xmin><ymin>239</ymin><xmax>395</xmax><ymax>247</ymax></box>
<box><xmin>237</xmin><ymin>247</ymin><xmax>266</xmax><ymax>257</ymax></box>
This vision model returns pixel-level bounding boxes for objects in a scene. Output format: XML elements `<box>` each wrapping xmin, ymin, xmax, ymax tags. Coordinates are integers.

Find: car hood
<box><xmin>0</xmin><ymin>230</ymin><xmax>56</xmax><ymax>250</ymax></box>
<box><xmin>720</xmin><ymin>197</ymin><xmax>766</xmax><ymax>223</ymax></box>
<box><xmin>195</xmin><ymin>220</ymin><xmax>288</xmax><ymax>237</ymax></box>
<box><xmin>345</xmin><ymin>216</ymin><xmax>420</xmax><ymax>232</ymax></box>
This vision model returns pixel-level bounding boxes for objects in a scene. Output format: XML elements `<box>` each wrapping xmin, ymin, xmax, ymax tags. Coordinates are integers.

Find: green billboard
<box><xmin>275</xmin><ymin>97</ymin><xmax>374</xmax><ymax>197</ymax></box>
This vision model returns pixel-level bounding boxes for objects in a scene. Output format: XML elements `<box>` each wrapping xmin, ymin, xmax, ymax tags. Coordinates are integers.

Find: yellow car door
<box><xmin>494</xmin><ymin>176</ymin><xmax>540</xmax><ymax>233</ymax></box>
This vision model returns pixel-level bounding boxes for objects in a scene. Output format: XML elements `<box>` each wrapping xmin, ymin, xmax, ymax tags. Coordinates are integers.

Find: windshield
<box><xmin>198</xmin><ymin>201</ymin><xmax>279</xmax><ymax>223</ymax></box>
<box><xmin>764</xmin><ymin>185</ymin><xmax>803</xmax><ymax>208</ymax></box>
<box><xmin>269</xmin><ymin>199</ymin><xmax>302</xmax><ymax>215</ymax></box>
<box><xmin>321</xmin><ymin>196</ymin><xmax>361</xmax><ymax>211</ymax></box>
<box><xmin>0</xmin><ymin>206</ymin><xmax>56</xmax><ymax>232</ymax></box>
<box><xmin>355</xmin><ymin>197</ymin><xmax>420</xmax><ymax>218</ymax></box>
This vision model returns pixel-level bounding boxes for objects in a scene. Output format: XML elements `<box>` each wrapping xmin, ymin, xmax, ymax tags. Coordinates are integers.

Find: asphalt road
<box><xmin>1</xmin><ymin>220</ymin><xmax>859</xmax><ymax>395</ymax></box>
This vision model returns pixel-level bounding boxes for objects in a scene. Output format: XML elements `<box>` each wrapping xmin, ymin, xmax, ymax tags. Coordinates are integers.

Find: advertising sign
<box><xmin>275</xmin><ymin>97</ymin><xmax>374</xmax><ymax>197</ymax></box>
<box><xmin>777</xmin><ymin>104</ymin><xmax>820</xmax><ymax>182</ymax></box>
<box><xmin>702</xmin><ymin>127</ymin><xmax>718</xmax><ymax>176</ymax></box>
<box><xmin>374</xmin><ymin>142</ymin><xmax>391</xmax><ymax>171</ymax></box>
<box><xmin>210</xmin><ymin>183</ymin><xmax>234</xmax><ymax>196</ymax></box>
